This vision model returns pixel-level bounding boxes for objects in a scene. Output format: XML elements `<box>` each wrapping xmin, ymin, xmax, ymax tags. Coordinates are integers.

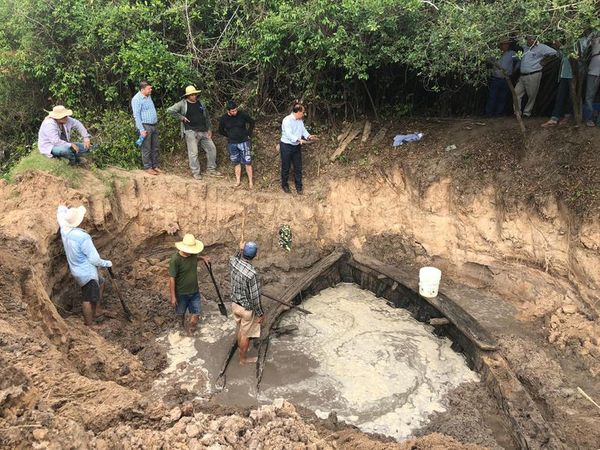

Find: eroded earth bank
<box><xmin>1</xmin><ymin>121</ymin><xmax>600</xmax><ymax>449</ymax></box>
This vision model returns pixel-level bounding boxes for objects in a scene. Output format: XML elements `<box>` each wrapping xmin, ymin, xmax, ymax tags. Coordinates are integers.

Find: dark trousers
<box><xmin>551</xmin><ymin>77</ymin><xmax>573</xmax><ymax>120</ymax></box>
<box><xmin>141</xmin><ymin>123</ymin><xmax>160</xmax><ymax>169</ymax></box>
<box><xmin>485</xmin><ymin>77</ymin><xmax>509</xmax><ymax>116</ymax></box>
<box><xmin>280</xmin><ymin>142</ymin><xmax>303</xmax><ymax>191</ymax></box>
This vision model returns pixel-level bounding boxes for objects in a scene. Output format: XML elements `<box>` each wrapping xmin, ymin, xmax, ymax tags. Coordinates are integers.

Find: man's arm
<box><xmin>131</xmin><ymin>96</ymin><xmax>145</xmax><ymax>133</ymax></box>
<box><xmin>247</xmin><ymin>276</ymin><xmax>263</xmax><ymax>316</ymax></box>
<box><xmin>69</xmin><ymin>117</ymin><xmax>92</xmax><ymax>149</ymax></box>
<box><xmin>80</xmin><ymin>237</ymin><xmax>112</xmax><ymax>268</ymax></box>
<box><xmin>166</xmin><ymin>100</ymin><xmax>186</xmax><ymax>121</ymax></box>
<box><xmin>168</xmin><ymin>277</ymin><xmax>177</xmax><ymax>307</ymax></box>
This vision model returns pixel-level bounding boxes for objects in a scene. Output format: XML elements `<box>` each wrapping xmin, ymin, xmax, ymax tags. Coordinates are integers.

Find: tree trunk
<box><xmin>570</xmin><ymin>58</ymin><xmax>583</xmax><ymax>123</ymax></box>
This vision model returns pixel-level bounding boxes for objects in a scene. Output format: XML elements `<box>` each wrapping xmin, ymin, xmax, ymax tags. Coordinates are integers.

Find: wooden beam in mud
<box><xmin>348</xmin><ymin>254</ymin><xmax>498</xmax><ymax>351</ymax></box>
<box><xmin>255</xmin><ymin>250</ymin><xmax>347</xmax><ymax>390</ymax></box>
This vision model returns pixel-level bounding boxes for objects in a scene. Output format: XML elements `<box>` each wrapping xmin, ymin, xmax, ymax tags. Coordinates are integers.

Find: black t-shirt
<box><xmin>218</xmin><ymin>111</ymin><xmax>255</xmax><ymax>144</ymax></box>
<box><xmin>185</xmin><ymin>101</ymin><xmax>209</xmax><ymax>132</ymax></box>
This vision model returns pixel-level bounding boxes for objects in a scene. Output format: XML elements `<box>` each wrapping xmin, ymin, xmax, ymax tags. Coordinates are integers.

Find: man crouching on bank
<box><xmin>229</xmin><ymin>240</ymin><xmax>264</xmax><ymax>364</ymax></box>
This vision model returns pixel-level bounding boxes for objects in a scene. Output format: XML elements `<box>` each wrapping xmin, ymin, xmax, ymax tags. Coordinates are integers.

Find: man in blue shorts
<box><xmin>168</xmin><ymin>233</ymin><xmax>210</xmax><ymax>334</ymax></box>
<box><xmin>218</xmin><ymin>100</ymin><xmax>255</xmax><ymax>188</ymax></box>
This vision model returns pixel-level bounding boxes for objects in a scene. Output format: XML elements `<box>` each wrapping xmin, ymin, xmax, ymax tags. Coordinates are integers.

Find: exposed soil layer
<box><xmin>1</xmin><ymin>117</ymin><xmax>600</xmax><ymax>448</ymax></box>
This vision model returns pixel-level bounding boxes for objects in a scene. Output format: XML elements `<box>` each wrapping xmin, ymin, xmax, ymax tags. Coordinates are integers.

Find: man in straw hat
<box><xmin>168</xmin><ymin>233</ymin><xmax>210</xmax><ymax>334</ymax></box>
<box><xmin>229</xmin><ymin>240</ymin><xmax>264</xmax><ymax>364</ymax></box>
<box><xmin>131</xmin><ymin>80</ymin><xmax>162</xmax><ymax>175</ymax></box>
<box><xmin>57</xmin><ymin>205</ymin><xmax>113</xmax><ymax>326</ymax></box>
<box><xmin>167</xmin><ymin>85</ymin><xmax>222</xmax><ymax>180</ymax></box>
<box><xmin>38</xmin><ymin>105</ymin><xmax>93</xmax><ymax>164</ymax></box>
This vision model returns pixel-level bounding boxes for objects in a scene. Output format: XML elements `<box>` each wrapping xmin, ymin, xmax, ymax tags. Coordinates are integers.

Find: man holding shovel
<box><xmin>57</xmin><ymin>205</ymin><xmax>113</xmax><ymax>326</ymax></box>
<box><xmin>168</xmin><ymin>234</ymin><xmax>210</xmax><ymax>334</ymax></box>
<box><xmin>229</xmin><ymin>240</ymin><xmax>264</xmax><ymax>364</ymax></box>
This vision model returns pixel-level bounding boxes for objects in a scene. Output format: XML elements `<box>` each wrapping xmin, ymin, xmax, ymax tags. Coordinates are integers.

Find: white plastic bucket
<box><xmin>419</xmin><ymin>266</ymin><xmax>442</xmax><ymax>298</ymax></box>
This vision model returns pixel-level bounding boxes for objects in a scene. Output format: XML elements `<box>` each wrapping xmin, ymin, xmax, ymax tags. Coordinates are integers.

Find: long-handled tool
<box><xmin>261</xmin><ymin>292</ymin><xmax>312</xmax><ymax>314</ymax></box>
<box><xmin>204</xmin><ymin>261</ymin><xmax>228</xmax><ymax>317</ymax></box>
<box><xmin>215</xmin><ymin>336</ymin><xmax>238</xmax><ymax>391</ymax></box>
<box><xmin>107</xmin><ymin>267</ymin><xmax>133</xmax><ymax>322</ymax></box>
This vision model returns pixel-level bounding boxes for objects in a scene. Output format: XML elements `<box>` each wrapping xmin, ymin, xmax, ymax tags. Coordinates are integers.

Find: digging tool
<box><xmin>203</xmin><ymin>261</ymin><xmax>228</xmax><ymax>317</ymax></box>
<box><xmin>261</xmin><ymin>292</ymin><xmax>312</xmax><ymax>314</ymax></box>
<box><xmin>577</xmin><ymin>386</ymin><xmax>600</xmax><ymax>410</ymax></box>
<box><xmin>106</xmin><ymin>267</ymin><xmax>133</xmax><ymax>322</ymax></box>
<box><xmin>215</xmin><ymin>336</ymin><xmax>238</xmax><ymax>390</ymax></box>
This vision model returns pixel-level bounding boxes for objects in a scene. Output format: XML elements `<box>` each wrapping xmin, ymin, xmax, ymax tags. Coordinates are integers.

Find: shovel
<box><xmin>203</xmin><ymin>261</ymin><xmax>228</xmax><ymax>317</ymax></box>
<box><xmin>107</xmin><ymin>267</ymin><xmax>133</xmax><ymax>322</ymax></box>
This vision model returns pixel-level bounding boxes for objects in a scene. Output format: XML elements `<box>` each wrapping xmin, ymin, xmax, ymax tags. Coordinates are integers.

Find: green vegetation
<box><xmin>4</xmin><ymin>151</ymin><xmax>82</xmax><ymax>186</ymax></box>
<box><xmin>0</xmin><ymin>0</ymin><xmax>598</xmax><ymax>173</ymax></box>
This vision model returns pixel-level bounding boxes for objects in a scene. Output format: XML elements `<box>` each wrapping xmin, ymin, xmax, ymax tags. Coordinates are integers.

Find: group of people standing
<box><xmin>485</xmin><ymin>32</ymin><xmax>600</xmax><ymax>128</ymax></box>
<box><xmin>39</xmin><ymin>81</ymin><xmax>316</xmax><ymax>194</ymax></box>
<box><xmin>57</xmin><ymin>204</ymin><xmax>265</xmax><ymax>365</ymax></box>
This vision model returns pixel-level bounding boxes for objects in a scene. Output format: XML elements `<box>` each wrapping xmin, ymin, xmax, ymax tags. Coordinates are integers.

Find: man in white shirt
<box><xmin>279</xmin><ymin>103</ymin><xmax>317</xmax><ymax>194</ymax></box>
<box><xmin>514</xmin><ymin>35</ymin><xmax>557</xmax><ymax>117</ymax></box>
<box><xmin>583</xmin><ymin>34</ymin><xmax>600</xmax><ymax>127</ymax></box>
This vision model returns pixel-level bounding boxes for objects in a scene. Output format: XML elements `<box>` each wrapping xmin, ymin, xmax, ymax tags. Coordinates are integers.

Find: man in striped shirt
<box><xmin>131</xmin><ymin>80</ymin><xmax>161</xmax><ymax>175</ymax></box>
<box><xmin>229</xmin><ymin>241</ymin><xmax>264</xmax><ymax>364</ymax></box>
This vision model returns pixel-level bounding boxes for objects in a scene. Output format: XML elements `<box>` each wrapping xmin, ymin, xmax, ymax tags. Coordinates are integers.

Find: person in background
<box><xmin>279</xmin><ymin>103</ymin><xmax>317</xmax><ymax>195</ymax></box>
<box><xmin>514</xmin><ymin>35</ymin><xmax>557</xmax><ymax>118</ymax></box>
<box><xmin>131</xmin><ymin>80</ymin><xmax>161</xmax><ymax>175</ymax></box>
<box><xmin>485</xmin><ymin>38</ymin><xmax>518</xmax><ymax>117</ymax></box>
<box><xmin>167</xmin><ymin>85</ymin><xmax>222</xmax><ymax>179</ymax></box>
<box><xmin>583</xmin><ymin>32</ymin><xmax>600</xmax><ymax>127</ymax></box>
<box><xmin>38</xmin><ymin>106</ymin><xmax>92</xmax><ymax>165</ymax></box>
<box><xmin>542</xmin><ymin>40</ymin><xmax>573</xmax><ymax>127</ymax></box>
<box><xmin>218</xmin><ymin>100</ymin><xmax>256</xmax><ymax>188</ymax></box>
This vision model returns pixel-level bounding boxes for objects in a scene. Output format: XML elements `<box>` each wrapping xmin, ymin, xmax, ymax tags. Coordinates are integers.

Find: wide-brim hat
<box><xmin>499</xmin><ymin>37</ymin><xmax>511</xmax><ymax>44</ymax></box>
<box><xmin>175</xmin><ymin>233</ymin><xmax>204</xmax><ymax>254</ymax></box>
<box><xmin>182</xmin><ymin>85</ymin><xmax>201</xmax><ymax>98</ymax></box>
<box><xmin>46</xmin><ymin>105</ymin><xmax>73</xmax><ymax>120</ymax></box>
<box><xmin>60</xmin><ymin>205</ymin><xmax>86</xmax><ymax>232</ymax></box>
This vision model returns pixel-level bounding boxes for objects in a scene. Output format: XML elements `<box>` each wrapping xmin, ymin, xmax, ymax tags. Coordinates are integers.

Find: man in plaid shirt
<box><xmin>229</xmin><ymin>240</ymin><xmax>264</xmax><ymax>364</ymax></box>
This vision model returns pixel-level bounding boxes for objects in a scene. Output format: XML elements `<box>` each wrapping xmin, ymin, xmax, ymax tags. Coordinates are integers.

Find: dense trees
<box><xmin>0</xmin><ymin>0</ymin><xmax>598</xmax><ymax>168</ymax></box>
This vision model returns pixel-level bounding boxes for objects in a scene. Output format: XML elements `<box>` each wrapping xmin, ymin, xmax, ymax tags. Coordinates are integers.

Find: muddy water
<box><xmin>258</xmin><ymin>284</ymin><xmax>479</xmax><ymax>440</ymax></box>
<box><xmin>153</xmin><ymin>283</ymin><xmax>478</xmax><ymax>441</ymax></box>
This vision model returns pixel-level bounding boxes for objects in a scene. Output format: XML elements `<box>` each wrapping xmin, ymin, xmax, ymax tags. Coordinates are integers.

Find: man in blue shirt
<box><xmin>279</xmin><ymin>103</ymin><xmax>317</xmax><ymax>194</ymax></box>
<box><xmin>57</xmin><ymin>205</ymin><xmax>113</xmax><ymax>326</ymax></box>
<box><xmin>485</xmin><ymin>39</ymin><xmax>518</xmax><ymax>116</ymax></box>
<box><xmin>131</xmin><ymin>80</ymin><xmax>161</xmax><ymax>175</ymax></box>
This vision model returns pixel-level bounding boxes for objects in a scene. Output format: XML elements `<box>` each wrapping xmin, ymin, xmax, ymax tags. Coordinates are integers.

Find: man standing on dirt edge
<box><xmin>168</xmin><ymin>234</ymin><xmax>209</xmax><ymax>334</ymax></box>
<box><xmin>218</xmin><ymin>100</ymin><xmax>255</xmax><ymax>188</ymax></box>
<box><xmin>167</xmin><ymin>85</ymin><xmax>222</xmax><ymax>180</ymax></box>
<box><xmin>279</xmin><ymin>103</ymin><xmax>316</xmax><ymax>195</ymax></box>
<box><xmin>229</xmin><ymin>240</ymin><xmax>264</xmax><ymax>364</ymax></box>
<box><xmin>57</xmin><ymin>205</ymin><xmax>113</xmax><ymax>326</ymax></box>
<box><xmin>131</xmin><ymin>80</ymin><xmax>162</xmax><ymax>175</ymax></box>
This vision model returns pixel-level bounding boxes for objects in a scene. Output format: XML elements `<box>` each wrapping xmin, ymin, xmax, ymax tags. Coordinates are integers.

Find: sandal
<box><xmin>541</xmin><ymin>119</ymin><xmax>558</xmax><ymax>128</ymax></box>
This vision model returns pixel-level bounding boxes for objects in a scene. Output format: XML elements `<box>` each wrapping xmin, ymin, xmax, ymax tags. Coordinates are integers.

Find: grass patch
<box><xmin>3</xmin><ymin>151</ymin><xmax>82</xmax><ymax>186</ymax></box>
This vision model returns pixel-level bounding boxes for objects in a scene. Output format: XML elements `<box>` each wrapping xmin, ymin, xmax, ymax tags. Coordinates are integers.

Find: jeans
<box><xmin>141</xmin><ymin>123</ymin><xmax>159</xmax><ymax>169</ymax></box>
<box><xmin>485</xmin><ymin>77</ymin><xmax>510</xmax><ymax>116</ymax></box>
<box><xmin>550</xmin><ymin>78</ymin><xmax>573</xmax><ymax>120</ymax></box>
<box><xmin>514</xmin><ymin>71</ymin><xmax>542</xmax><ymax>117</ymax></box>
<box><xmin>176</xmin><ymin>291</ymin><xmax>201</xmax><ymax>316</ymax></box>
<box><xmin>51</xmin><ymin>142</ymin><xmax>90</xmax><ymax>164</ymax></box>
<box><xmin>583</xmin><ymin>74</ymin><xmax>600</xmax><ymax>122</ymax></box>
<box><xmin>184</xmin><ymin>130</ymin><xmax>217</xmax><ymax>175</ymax></box>
<box><xmin>280</xmin><ymin>142</ymin><xmax>303</xmax><ymax>191</ymax></box>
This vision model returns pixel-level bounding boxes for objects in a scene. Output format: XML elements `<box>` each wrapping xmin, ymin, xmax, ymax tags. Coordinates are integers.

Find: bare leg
<box><xmin>188</xmin><ymin>314</ymin><xmax>199</xmax><ymax>335</ymax></box>
<box><xmin>82</xmin><ymin>302</ymin><xmax>94</xmax><ymax>326</ymax></box>
<box><xmin>93</xmin><ymin>282</ymin><xmax>106</xmax><ymax>318</ymax></box>
<box><xmin>234</xmin><ymin>164</ymin><xmax>241</xmax><ymax>186</ymax></box>
<box><xmin>245</xmin><ymin>164</ymin><xmax>254</xmax><ymax>189</ymax></box>
<box><xmin>238</xmin><ymin>332</ymin><xmax>257</xmax><ymax>364</ymax></box>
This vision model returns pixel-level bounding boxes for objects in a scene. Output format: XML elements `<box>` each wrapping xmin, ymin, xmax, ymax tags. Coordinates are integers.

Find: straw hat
<box><xmin>175</xmin><ymin>234</ymin><xmax>204</xmax><ymax>254</ymax></box>
<box><xmin>46</xmin><ymin>105</ymin><xmax>73</xmax><ymax>120</ymax></box>
<box><xmin>60</xmin><ymin>206</ymin><xmax>86</xmax><ymax>232</ymax></box>
<box><xmin>182</xmin><ymin>85</ymin><xmax>201</xmax><ymax>98</ymax></box>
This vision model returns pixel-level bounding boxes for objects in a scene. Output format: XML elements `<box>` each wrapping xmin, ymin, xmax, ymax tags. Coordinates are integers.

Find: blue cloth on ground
<box><xmin>393</xmin><ymin>132</ymin><xmax>424</xmax><ymax>147</ymax></box>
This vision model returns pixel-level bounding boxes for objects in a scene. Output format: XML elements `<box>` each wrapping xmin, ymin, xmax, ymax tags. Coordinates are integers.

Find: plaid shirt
<box><xmin>229</xmin><ymin>251</ymin><xmax>263</xmax><ymax>316</ymax></box>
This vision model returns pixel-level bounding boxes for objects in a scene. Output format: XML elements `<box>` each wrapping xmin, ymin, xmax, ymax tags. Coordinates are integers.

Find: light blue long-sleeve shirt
<box><xmin>520</xmin><ymin>43</ymin><xmax>557</xmax><ymax>73</ymax></box>
<box><xmin>57</xmin><ymin>206</ymin><xmax>111</xmax><ymax>286</ymax></box>
<box><xmin>131</xmin><ymin>91</ymin><xmax>158</xmax><ymax>133</ymax></box>
<box><xmin>280</xmin><ymin>113</ymin><xmax>310</xmax><ymax>145</ymax></box>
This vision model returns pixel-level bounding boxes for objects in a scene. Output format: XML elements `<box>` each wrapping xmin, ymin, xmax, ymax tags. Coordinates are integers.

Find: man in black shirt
<box><xmin>167</xmin><ymin>86</ymin><xmax>222</xmax><ymax>180</ymax></box>
<box><xmin>218</xmin><ymin>101</ymin><xmax>256</xmax><ymax>188</ymax></box>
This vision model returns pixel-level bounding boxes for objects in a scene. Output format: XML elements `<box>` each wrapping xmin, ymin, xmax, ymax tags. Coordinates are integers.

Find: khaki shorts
<box><xmin>232</xmin><ymin>303</ymin><xmax>261</xmax><ymax>338</ymax></box>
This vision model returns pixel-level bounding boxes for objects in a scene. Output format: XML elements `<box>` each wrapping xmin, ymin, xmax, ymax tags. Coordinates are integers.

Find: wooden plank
<box><xmin>349</xmin><ymin>254</ymin><xmax>498</xmax><ymax>351</ymax></box>
<box><xmin>371</xmin><ymin>127</ymin><xmax>387</xmax><ymax>146</ymax></box>
<box><xmin>361</xmin><ymin>120</ymin><xmax>372</xmax><ymax>143</ymax></box>
<box><xmin>330</xmin><ymin>124</ymin><xmax>362</xmax><ymax>161</ymax></box>
<box><xmin>337</xmin><ymin>123</ymin><xmax>352</xmax><ymax>142</ymax></box>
